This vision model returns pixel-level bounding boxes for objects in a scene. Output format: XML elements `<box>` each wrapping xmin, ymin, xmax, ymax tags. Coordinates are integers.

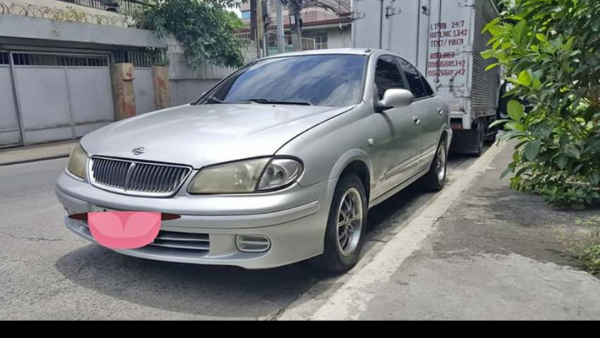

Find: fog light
<box><xmin>236</xmin><ymin>235</ymin><xmax>271</xmax><ymax>253</ymax></box>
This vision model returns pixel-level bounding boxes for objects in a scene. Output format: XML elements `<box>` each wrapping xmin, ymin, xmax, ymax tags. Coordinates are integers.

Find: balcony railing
<box><xmin>56</xmin><ymin>0</ymin><xmax>152</xmax><ymax>16</ymax></box>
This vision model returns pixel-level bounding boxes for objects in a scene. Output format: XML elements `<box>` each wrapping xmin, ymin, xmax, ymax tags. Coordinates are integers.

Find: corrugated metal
<box><xmin>470</xmin><ymin>0</ymin><xmax>499</xmax><ymax>116</ymax></box>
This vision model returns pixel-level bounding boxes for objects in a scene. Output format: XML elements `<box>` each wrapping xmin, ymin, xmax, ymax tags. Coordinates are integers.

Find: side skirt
<box><xmin>369</xmin><ymin>168</ymin><xmax>429</xmax><ymax>209</ymax></box>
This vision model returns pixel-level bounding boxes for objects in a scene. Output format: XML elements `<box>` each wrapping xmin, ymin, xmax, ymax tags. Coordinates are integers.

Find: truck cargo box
<box><xmin>352</xmin><ymin>0</ymin><xmax>501</xmax><ymax>154</ymax></box>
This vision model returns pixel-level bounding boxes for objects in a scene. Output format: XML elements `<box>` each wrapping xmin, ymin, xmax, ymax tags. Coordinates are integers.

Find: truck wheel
<box><xmin>314</xmin><ymin>174</ymin><xmax>368</xmax><ymax>273</ymax></box>
<box><xmin>485</xmin><ymin>126</ymin><xmax>498</xmax><ymax>145</ymax></box>
<box><xmin>424</xmin><ymin>139</ymin><xmax>447</xmax><ymax>192</ymax></box>
<box><xmin>473</xmin><ymin>121</ymin><xmax>485</xmax><ymax>157</ymax></box>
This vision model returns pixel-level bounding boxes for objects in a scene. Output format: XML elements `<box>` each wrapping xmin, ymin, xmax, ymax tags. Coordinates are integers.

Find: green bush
<box><xmin>137</xmin><ymin>0</ymin><xmax>245</xmax><ymax>69</ymax></box>
<box><xmin>484</xmin><ymin>0</ymin><xmax>600</xmax><ymax>208</ymax></box>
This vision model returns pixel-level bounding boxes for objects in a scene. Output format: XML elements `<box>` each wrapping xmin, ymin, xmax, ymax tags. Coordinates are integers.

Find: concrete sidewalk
<box><xmin>363</xmin><ymin>145</ymin><xmax>600</xmax><ymax>319</ymax></box>
<box><xmin>357</xmin><ymin>145</ymin><xmax>600</xmax><ymax>320</ymax></box>
<box><xmin>292</xmin><ymin>143</ymin><xmax>600</xmax><ymax>320</ymax></box>
<box><xmin>0</xmin><ymin>140</ymin><xmax>77</xmax><ymax>166</ymax></box>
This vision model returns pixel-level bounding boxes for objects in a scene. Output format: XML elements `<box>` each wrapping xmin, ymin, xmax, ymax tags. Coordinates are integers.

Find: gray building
<box><xmin>0</xmin><ymin>0</ymin><xmax>246</xmax><ymax>148</ymax></box>
<box><xmin>239</xmin><ymin>0</ymin><xmax>352</xmax><ymax>55</ymax></box>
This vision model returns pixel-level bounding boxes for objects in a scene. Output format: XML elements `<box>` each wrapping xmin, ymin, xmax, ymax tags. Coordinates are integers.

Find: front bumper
<box><xmin>56</xmin><ymin>172</ymin><xmax>336</xmax><ymax>269</ymax></box>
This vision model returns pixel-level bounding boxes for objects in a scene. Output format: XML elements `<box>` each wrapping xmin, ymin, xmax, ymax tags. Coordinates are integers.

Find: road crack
<box><xmin>2</xmin><ymin>251</ymin><xmax>110</xmax><ymax>304</ymax></box>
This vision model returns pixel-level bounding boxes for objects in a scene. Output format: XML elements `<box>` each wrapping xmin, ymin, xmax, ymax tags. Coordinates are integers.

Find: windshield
<box><xmin>201</xmin><ymin>54</ymin><xmax>367</xmax><ymax>107</ymax></box>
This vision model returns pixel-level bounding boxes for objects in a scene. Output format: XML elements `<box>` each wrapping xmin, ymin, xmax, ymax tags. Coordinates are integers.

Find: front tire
<box><xmin>314</xmin><ymin>174</ymin><xmax>368</xmax><ymax>273</ymax></box>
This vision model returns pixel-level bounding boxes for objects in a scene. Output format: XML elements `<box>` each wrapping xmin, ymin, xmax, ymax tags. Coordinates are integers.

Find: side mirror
<box><xmin>380</xmin><ymin>89</ymin><xmax>414</xmax><ymax>110</ymax></box>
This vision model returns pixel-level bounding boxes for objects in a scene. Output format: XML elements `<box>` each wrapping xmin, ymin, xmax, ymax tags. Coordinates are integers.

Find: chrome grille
<box><xmin>90</xmin><ymin>157</ymin><xmax>192</xmax><ymax>197</ymax></box>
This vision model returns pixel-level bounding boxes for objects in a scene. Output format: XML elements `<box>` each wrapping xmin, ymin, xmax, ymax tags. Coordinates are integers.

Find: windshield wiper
<box><xmin>244</xmin><ymin>98</ymin><xmax>312</xmax><ymax>106</ymax></box>
<box><xmin>203</xmin><ymin>96</ymin><xmax>223</xmax><ymax>104</ymax></box>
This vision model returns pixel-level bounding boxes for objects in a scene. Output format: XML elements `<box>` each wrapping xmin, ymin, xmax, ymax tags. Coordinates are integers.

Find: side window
<box><xmin>396</xmin><ymin>58</ymin><xmax>432</xmax><ymax>99</ymax></box>
<box><xmin>420</xmin><ymin>75</ymin><xmax>434</xmax><ymax>96</ymax></box>
<box><xmin>374</xmin><ymin>56</ymin><xmax>407</xmax><ymax>100</ymax></box>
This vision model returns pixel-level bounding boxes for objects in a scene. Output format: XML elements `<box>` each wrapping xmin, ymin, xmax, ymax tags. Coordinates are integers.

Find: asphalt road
<box><xmin>0</xmin><ymin>151</ymin><xmax>481</xmax><ymax>320</ymax></box>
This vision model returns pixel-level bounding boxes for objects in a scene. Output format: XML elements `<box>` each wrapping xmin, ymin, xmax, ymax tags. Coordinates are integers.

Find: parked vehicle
<box><xmin>352</xmin><ymin>0</ymin><xmax>500</xmax><ymax>155</ymax></box>
<box><xmin>56</xmin><ymin>49</ymin><xmax>452</xmax><ymax>272</ymax></box>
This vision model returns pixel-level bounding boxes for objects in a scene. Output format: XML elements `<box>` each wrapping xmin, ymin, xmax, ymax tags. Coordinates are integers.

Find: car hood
<box><xmin>82</xmin><ymin>103</ymin><xmax>353</xmax><ymax>168</ymax></box>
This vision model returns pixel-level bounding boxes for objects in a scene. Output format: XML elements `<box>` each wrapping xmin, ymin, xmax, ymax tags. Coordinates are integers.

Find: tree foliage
<box><xmin>484</xmin><ymin>0</ymin><xmax>600</xmax><ymax>208</ymax></box>
<box><xmin>138</xmin><ymin>0</ymin><xmax>245</xmax><ymax>68</ymax></box>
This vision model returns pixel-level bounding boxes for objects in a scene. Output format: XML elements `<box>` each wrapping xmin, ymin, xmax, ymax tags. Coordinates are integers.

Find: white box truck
<box><xmin>352</xmin><ymin>0</ymin><xmax>501</xmax><ymax>155</ymax></box>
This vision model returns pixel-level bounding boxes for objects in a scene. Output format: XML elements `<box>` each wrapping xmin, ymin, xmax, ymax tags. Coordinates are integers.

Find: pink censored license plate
<box><xmin>88</xmin><ymin>211</ymin><xmax>161</xmax><ymax>250</ymax></box>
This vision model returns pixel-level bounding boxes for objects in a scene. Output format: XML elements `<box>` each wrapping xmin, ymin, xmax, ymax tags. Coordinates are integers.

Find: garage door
<box><xmin>0</xmin><ymin>51</ymin><xmax>21</xmax><ymax>148</ymax></box>
<box><xmin>11</xmin><ymin>52</ymin><xmax>115</xmax><ymax>144</ymax></box>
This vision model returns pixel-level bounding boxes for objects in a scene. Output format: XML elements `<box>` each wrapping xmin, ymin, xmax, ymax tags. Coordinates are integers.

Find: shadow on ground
<box><xmin>53</xmin><ymin>151</ymin><xmax>480</xmax><ymax>319</ymax></box>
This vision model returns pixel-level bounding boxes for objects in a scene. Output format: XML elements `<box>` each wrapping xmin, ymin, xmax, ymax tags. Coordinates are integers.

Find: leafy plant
<box><xmin>484</xmin><ymin>0</ymin><xmax>600</xmax><ymax>208</ymax></box>
<box><xmin>137</xmin><ymin>0</ymin><xmax>245</xmax><ymax>68</ymax></box>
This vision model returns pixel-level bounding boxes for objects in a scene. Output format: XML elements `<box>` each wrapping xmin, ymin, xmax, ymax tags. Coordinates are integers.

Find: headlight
<box><xmin>188</xmin><ymin>157</ymin><xmax>302</xmax><ymax>194</ymax></box>
<box><xmin>67</xmin><ymin>144</ymin><xmax>88</xmax><ymax>179</ymax></box>
<box><xmin>257</xmin><ymin>158</ymin><xmax>302</xmax><ymax>191</ymax></box>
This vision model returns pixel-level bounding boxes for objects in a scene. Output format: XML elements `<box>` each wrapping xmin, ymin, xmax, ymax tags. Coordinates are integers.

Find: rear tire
<box><xmin>473</xmin><ymin>121</ymin><xmax>485</xmax><ymax>157</ymax></box>
<box><xmin>314</xmin><ymin>174</ymin><xmax>368</xmax><ymax>274</ymax></box>
<box><xmin>424</xmin><ymin>139</ymin><xmax>448</xmax><ymax>192</ymax></box>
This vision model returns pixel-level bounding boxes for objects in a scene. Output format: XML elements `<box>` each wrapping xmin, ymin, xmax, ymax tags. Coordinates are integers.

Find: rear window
<box><xmin>397</xmin><ymin>57</ymin><xmax>433</xmax><ymax>99</ymax></box>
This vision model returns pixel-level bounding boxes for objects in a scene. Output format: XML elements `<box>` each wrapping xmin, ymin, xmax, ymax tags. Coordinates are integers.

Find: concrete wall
<box><xmin>166</xmin><ymin>37</ymin><xmax>258</xmax><ymax>106</ymax></box>
<box><xmin>111</xmin><ymin>63</ymin><xmax>137</xmax><ymax>120</ymax></box>
<box><xmin>303</xmin><ymin>25</ymin><xmax>352</xmax><ymax>49</ymax></box>
<box><xmin>170</xmin><ymin>79</ymin><xmax>220</xmax><ymax>106</ymax></box>
<box><xmin>0</xmin><ymin>14</ymin><xmax>165</xmax><ymax>48</ymax></box>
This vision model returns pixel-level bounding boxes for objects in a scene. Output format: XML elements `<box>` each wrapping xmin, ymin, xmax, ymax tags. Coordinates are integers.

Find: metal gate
<box><xmin>5</xmin><ymin>51</ymin><xmax>115</xmax><ymax>146</ymax></box>
<box><xmin>134</xmin><ymin>67</ymin><xmax>155</xmax><ymax>115</ymax></box>
<box><xmin>0</xmin><ymin>51</ymin><xmax>22</xmax><ymax>148</ymax></box>
<box><xmin>114</xmin><ymin>50</ymin><xmax>156</xmax><ymax>115</ymax></box>
<box><xmin>120</xmin><ymin>50</ymin><xmax>156</xmax><ymax>115</ymax></box>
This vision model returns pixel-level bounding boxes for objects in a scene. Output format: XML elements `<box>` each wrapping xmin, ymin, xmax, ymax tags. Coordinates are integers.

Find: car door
<box><xmin>370</xmin><ymin>55</ymin><xmax>422</xmax><ymax>198</ymax></box>
<box><xmin>396</xmin><ymin>57</ymin><xmax>443</xmax><ymax>173</ymax></box>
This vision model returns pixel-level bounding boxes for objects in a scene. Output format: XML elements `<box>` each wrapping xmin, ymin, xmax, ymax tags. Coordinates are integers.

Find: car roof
<box><xmin>261</xmin><ymin>48</ymin><xmax>376</xmax><ymax>60</ymax></box>
<box><xmin>259</xmin><ymin>48</ymin><xmax>416</xmax><ymax>63</ymax></box>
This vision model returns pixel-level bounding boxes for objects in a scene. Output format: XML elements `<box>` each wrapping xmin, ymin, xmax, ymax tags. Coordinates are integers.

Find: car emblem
<box><xmin>132</xmin><ymin>147</ymin><xmax>145</xmax><ymax>156</ymax></box>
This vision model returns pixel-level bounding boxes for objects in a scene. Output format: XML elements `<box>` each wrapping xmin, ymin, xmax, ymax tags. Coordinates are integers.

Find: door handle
<box><xmin>413</xmin><ymin>115</ymin><xmax>421</xmax><ymax>125</ymax></box>
<box><xmin>437</xmin><ymin>107</ymin><xmax>444</xmax><ymax>115</ymax></box>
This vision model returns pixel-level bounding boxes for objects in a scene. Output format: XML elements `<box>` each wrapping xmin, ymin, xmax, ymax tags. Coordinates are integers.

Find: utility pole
<box><xmin>276</xmin><ymin>0</ymin><xmax>285</xmax><ymax>53</ymax></box>
<box><xmin>250</xmin><ymin>0</ymin><xmax>261</xmax><ymax>58</ymax></box>
<box><xmin>289</xmin><ymin>0</ymin><xmax>303</xmax><ymax>51</ymax></box>
<box><xmin>256</xmin><ymin>0</ymin><xmax>265</xmax><ymax>58</ymax></box>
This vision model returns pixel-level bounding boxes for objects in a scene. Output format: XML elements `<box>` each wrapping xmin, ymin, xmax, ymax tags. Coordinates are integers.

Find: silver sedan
<box><xmin>56</xmin><ymin>49</ymin><xmax>452</xmax><ymax>272</ymax></box>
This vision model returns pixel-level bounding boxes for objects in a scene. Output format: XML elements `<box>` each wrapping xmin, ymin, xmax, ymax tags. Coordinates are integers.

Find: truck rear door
<box><xmin>426</xmin><ymin>0</ymin><xmax>473</xmax><ymax>118</ymax></box>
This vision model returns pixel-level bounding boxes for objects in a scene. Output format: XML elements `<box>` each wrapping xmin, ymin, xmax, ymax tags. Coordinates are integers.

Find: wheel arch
<box><xmin>330</xmin><ymin>150</ymin><xmax>373</xmax><ymax>203</ymax></box>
